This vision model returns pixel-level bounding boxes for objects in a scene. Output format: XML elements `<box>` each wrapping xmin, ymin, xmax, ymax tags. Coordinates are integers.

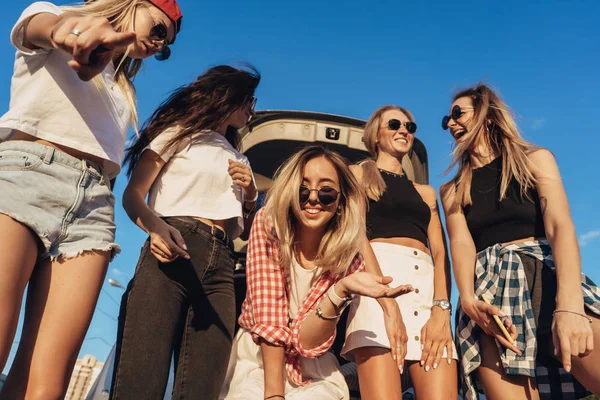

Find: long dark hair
<box><xmin>124</xmin><ymin>64</ymin><xmax>261</xmax><ymax>176</ymax></box>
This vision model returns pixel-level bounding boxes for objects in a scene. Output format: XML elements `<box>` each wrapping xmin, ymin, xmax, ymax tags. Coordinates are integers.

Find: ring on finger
<box><xmin>70</xmin><ymin>29</ymin><xmax>83</xmax><ymax>37</ymax></box>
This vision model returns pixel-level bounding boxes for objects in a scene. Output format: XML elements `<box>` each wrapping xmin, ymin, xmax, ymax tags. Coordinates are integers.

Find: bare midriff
<box><xmin>371</xmin><ymin>236</ymin><xmax>430</xmax><ymax>255</ymax></box>
<box><xmin>501</xmin><ymin>236</ymin><xmax>542</xmax><ymax>246</ymax></box>
<box><xmin>9</xmin><ymin>130</ymin><xmax>107</xmax><ymax>167</ymax></box>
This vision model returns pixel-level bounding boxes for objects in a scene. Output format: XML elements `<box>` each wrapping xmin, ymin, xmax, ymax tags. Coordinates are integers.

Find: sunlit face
<box><xmin>294</xmin><ymin>156</ymin><xmax>341</xmax><ymax>232</ymax></box>
<box><xmin>446</xmin><ymin>96</ymin><xmax>476</xmax><ymax>141</ymax></box>
<box><xmin>226</xmin><ymin>97</ymin><xmax>257</xmax><ymax>129</ymax></box>
<box><xmin>127</xmin><ymin>4</ymin><xmax>176</xmax><ymax>59</ymax></box>
<box><xmin>377</xmin><ymin>109</ymin><xmax>414</xmax><ymax>158</ymax></box>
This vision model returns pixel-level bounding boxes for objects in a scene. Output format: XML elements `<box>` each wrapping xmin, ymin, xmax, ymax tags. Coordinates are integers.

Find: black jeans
<box><xmin>110</xmin><ymin>217</ymin><xmax>236</xmax><ymax>400</ymax></box>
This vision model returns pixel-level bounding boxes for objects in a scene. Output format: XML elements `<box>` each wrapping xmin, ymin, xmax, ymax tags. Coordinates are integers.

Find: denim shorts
<box><xmin>0</xmin><ymin>140</ymin><xmax>119</xmax><ymax>261</ymax></box>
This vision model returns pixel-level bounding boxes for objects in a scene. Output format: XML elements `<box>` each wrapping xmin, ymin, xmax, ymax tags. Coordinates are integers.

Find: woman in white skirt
<box><xmin>219</xmin><ymin>145</ymin><xmax>412</xmax><ymax>400</ymax></box>
<box><xmin>342</xmin><ymin>105</ymin><xmax>458</xmax><ymax>399</ymax></box>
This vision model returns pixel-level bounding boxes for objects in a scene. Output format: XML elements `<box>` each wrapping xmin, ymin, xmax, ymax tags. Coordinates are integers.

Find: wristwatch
<box><xmin>327</xmin><ymin>285</ymin><xmax>353</xmax><ymax>310</ymax></box>
<box><xmin>432</xmin><ymin>299</ymin><xmax>452</xmax><ymax>314</ymax></box>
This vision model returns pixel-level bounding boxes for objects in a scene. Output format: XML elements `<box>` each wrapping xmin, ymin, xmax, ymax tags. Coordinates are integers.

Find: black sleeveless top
<box><xmin>464</xmin><ymin>157</ymin><xmax>546</xmax><ymax>252</ymax></box>
<box><xmin>366</xmin><ymin>169</ymin><xmax>431</xmax><ymax>246</ymax></box>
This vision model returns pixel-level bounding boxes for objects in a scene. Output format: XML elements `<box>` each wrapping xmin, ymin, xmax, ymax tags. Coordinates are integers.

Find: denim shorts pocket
<box><xmin>0</xmin><ymin>150</ymin><xmax>43</xmax><ymax>171</ymax></box>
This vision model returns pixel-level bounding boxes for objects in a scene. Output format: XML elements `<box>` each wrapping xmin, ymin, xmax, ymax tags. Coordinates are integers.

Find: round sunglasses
<box><xmin>442</xmin><ymin>105</ymin><xmax>474</xmax><ymax>130</ymax></box>
<box><xmin>299</xmin><ymin>185</ymin><xmax>340</xmax><ymax>206</ymax></box>
<box><xmin>387</xmin><ymin>119</ymin><xmax>417</xmax><ymax>134</ymax></box>
<box><xmin>149</xmin><ymin>23</ymin><xmax>172</xmax><ymax>61</ymax></box>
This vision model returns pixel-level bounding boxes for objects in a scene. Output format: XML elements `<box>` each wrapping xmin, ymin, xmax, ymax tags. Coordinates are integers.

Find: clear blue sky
<box><xmin>2</xmin><ymin>0</ymin><xmax>599</xmax><ymax>374</ymax></box>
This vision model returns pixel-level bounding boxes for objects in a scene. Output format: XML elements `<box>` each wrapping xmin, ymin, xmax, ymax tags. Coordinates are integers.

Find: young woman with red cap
<box><xmin>0</xmin><ymin>0</ymin><xmax>182</xmax><ymax>398</ymax></box>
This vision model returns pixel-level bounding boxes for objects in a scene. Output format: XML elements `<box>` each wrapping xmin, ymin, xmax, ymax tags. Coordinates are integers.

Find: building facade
<box><xmin>65</xmin><ymin>355</ymin><xmax>104</xmax><ymax>400</ymax></box>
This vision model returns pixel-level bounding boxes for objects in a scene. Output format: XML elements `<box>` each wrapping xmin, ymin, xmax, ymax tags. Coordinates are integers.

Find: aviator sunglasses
<box><xmin>299</xmin><ymin>185</ymin><xmax>340</xmax><ymax>206</ymax></box>
<box><xmin>442</xmin><ymin>105</ymin><xmax>474</xmax><ymax>130</ymax></box>
<box><xmin>387</xmin><ymin>119</ymin><xmax>417</xmax><ymax>134</ymax></box>
<box><xmin>149</xmin><ymin>23</ymin><xmax>172</xmax><ymax>61</ymax></box>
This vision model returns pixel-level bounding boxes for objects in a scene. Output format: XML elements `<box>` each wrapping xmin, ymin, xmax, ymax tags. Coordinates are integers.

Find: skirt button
<box><xmin>414</xmin><ymin>311</ymin><xmax>418</xmax><ymax>316</ymax></box>
<box><xmin>414</xmin><ymin>336</ymin><xmax>420</xmax><ymax>341</ymax></box>
<box><xmin>414</xmin><ymin>264</ymin><xmax>419</xmax><ymax>270</ymax></box>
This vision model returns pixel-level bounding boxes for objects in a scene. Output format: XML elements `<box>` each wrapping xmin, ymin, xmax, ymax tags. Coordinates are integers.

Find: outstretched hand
<box><xmin>339</xmin><ymin>272</ymin><xmax>413</xmax><ymax>299</ymax></box>
<box><xmin>51</xmin><ymin>14</ymin><xmax>136</xmax><ymax>81</ymax></box>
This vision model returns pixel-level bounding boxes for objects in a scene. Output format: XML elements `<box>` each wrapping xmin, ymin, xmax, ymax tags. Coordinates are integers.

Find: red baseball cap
<box><xmin>147</xmin><ymin>0</ymin><xmax>183</xmax><ymax>36</ymax></box>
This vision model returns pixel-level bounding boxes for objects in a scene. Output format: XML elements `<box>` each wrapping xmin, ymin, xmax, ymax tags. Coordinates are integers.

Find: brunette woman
<box><xmin>110</xmin><ymin>65</ymin><xmax>260</xmax><ymax>399</ymax></box>
<box><xmin>441</xmin><ymin>84</ymin><xmax>600</xmax><ymax>399</ymax></box>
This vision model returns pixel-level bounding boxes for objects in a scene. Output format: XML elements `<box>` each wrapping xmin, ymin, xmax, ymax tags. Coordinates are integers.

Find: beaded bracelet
<box><xmin>553</xmin><ymin>309</ymin><xmax>593</xmax><ymax>323</ymax></box>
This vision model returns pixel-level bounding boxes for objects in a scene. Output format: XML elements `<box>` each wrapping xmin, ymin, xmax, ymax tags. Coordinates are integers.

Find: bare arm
<box><xmin>418</xmin><ymin>185</ymin><xmax>451</xmax><ymax>301</ymax></box>
<box><xmin>260</xmin><ymin>340</ymin><xmax>286</xmax><ymax>398</ymax></box>
<box><xmin>123</xmin><ymin>151</ymin><xmax>166</xmax><ymax>235</ymax></box>
<box><xmin>528</xmin><ymin>149</ymin><xmax>593</xmax><ymax>370</ymax></box>
<box><xmin>123</xmin><ymin>150</ymin><xmax>189</xmax><ymax>262</ymax></box>
<box><xmin>440</xmin><ymin>185</ymin><xmax>477</xmax><ymax>305</ymax></box>
<box><xmin>529</xmin><ymin>149</ymin><xmax>583</xmax><ymax>310</ymax></box>
<box><xmin>22</xmin><ymin>12</ymin><xmax>64</xmax><ymax>50</ymax></box>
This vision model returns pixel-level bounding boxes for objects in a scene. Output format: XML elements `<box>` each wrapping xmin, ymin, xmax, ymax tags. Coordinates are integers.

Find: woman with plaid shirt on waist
<box><xmin>440</xmin><ymin>84</ymin><xmax>600</xmax><ymax>400</ymax></box>
<box><xmin>220</xmin><ymin>146</ymin><xmax>412</xmax><ymax>400</ymax></box>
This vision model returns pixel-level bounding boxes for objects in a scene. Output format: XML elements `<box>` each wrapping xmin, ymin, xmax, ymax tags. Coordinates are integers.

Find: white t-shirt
<box><xmin>145</xmin><ymin>128</ymin><xmax>255</xmax><ymax>239</ymax></box>
<box><xmin>0</xmin><ymin>2</ymin><xmax>131</xmax><ymax>179</ymax></box>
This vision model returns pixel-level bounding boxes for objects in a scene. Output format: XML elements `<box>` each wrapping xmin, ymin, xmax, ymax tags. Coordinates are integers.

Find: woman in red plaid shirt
<box><xmin>220</xmin><ymin>145</ymin><xmax>411</xmax><ymax>400</ymax></box>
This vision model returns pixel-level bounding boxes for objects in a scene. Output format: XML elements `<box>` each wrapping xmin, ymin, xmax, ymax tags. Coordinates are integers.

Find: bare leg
<box><xmin>354</xmin><ymin>347</ymin><xmax>402</xmax><ymax>400</ymax></box>
<box><xmin>477</xmin><ymin>334</ymin><xmax>540</xmax><ymax>400</ymax></box>
<box><xmin>0</xmin><ymin>251</ymin><xmax>109</xmax><ymax>400</ymax></box>
<box><xmin>0</xmin><ymin>214</ymin><xmax>39</xmax><ymax>371</ymax></box>
<box><xmin>408</xmin><ymin>358</ymin><xmax>458</xmax><ymax>399</ymax></box>
<box><xmin>566</xmin><ymin>311</ymin><xmax>600</xmax><ymax>395</ymax></box>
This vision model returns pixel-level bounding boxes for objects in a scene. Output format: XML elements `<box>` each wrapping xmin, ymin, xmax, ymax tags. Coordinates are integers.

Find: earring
<box><xmin>336</xmin><ymin>206</ymin><xmax>342</xmax><ymax>216</ymax></box>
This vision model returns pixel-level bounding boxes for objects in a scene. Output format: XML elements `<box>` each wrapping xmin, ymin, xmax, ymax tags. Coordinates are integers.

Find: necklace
<box><xmin>378</xmin><ymin>168</ymin><xmax>404</xmax><ymax>178</ymax></box>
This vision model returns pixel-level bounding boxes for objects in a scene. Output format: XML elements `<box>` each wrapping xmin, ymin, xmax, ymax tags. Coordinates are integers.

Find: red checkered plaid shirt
<box><xmin>238</xmin><ymin>208</ymin><xmax>365</xmax><ymax>386</ymax></box>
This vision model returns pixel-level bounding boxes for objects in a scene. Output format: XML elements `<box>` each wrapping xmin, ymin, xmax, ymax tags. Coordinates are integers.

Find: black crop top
<box><xmin>366</xmin><ymin>169</ymin><xmax>431</xmax><ymax>246</ymax></box>
<box><xmin>464</xmin><ymin>157</ymin><xmax>546</xmax><ymax>252</ymax></box>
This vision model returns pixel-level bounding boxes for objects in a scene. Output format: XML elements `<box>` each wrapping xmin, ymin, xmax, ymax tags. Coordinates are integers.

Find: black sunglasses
<box><xmin>248</xmin><ymin>96</ymin><xmax>258</xmax><ymax>111</ymax></box>
<box><xmin>387</xmin><ymin>119</ymin><xmax>417</xmax><ymax>134</ymax></box>
<box><xmin>299</xmin><ymin>185</ymin><xmax>340</xmax><ymax>206</ymax></box>
<box><xmin>442</xmin><ymin>105</ymin><xmax>474</xmax><ymax>130</ymax></box>
<box><xmin>149</xmin><ymin>23</ymin><xmax>172</xmax><ymax>61</ymax></box>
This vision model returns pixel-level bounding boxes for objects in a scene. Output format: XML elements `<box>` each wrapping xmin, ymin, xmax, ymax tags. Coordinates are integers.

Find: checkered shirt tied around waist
<box><xmin>237</xmin><ymin>208</ymin><xmax>365</xmax><ymax>386</ymax></box>
<box><xmin>456</xmin><ymin>240</ymin><xmax>600</xmax><ymax>400</ymax></box>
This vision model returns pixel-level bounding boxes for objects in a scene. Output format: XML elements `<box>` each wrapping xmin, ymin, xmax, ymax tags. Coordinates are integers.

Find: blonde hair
<box><xmin>360</xmin><ymin>105</ymin><xmax>416</xmax><ymax>200</ymax></box>
<box><xmin>62</xmin><ymin>0</ymin><xmax>152</xmax><ymax>131</ymax></box>
<box><xmin>440</xmin><ymin>84</ymin><xmax>539</xmax><ymax>212</ymax></box>
<box><xmin>263</xmin><ymin>146</ymin><xmax>366</xmax><ymax>275</ymax></box>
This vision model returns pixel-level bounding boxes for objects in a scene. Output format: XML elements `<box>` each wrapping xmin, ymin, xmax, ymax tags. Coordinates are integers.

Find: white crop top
<box><xmin>145</xmin><ymin>128</ymin><xmax>256</xmax><ymax>240</ymax></box>
<box><xmin>0</xmin><ymin>2</ymin><xmax>131</xmax><ymax>179</ymax></box>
